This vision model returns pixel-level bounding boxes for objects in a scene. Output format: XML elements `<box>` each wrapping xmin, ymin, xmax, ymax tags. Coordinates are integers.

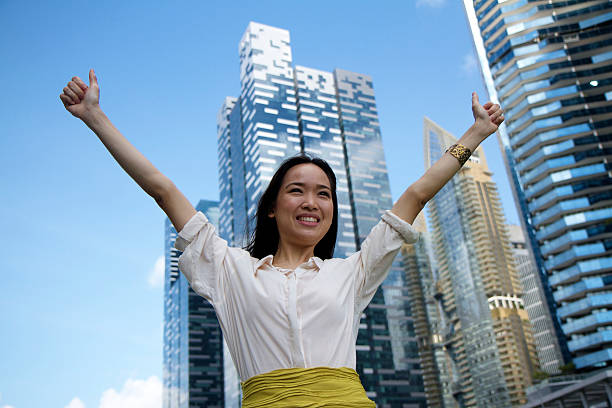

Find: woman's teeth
<box><xmin>298</xmin><ymin>216</ymin><xmax>318</xmax><ymax>223</ymax></box>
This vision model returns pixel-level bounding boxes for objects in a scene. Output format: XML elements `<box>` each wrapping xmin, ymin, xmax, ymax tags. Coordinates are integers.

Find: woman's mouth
<box><xmin>296</xmin><ymin>215</ymin><xmax>319</xmax><ymax>225</ymax></box>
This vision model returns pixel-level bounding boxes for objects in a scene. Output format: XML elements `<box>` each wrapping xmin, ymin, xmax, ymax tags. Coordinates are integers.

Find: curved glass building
<box><xmin>464</xmin><ymin>0</ymin><xmax>612</xmax><ymax>371</ymax></box>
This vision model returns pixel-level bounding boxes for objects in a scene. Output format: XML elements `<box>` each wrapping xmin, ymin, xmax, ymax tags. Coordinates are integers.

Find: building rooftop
<box><xmin>522</xmin><ymin>369</ymin><xmax>612</xmax><ymax>408</ymax></box>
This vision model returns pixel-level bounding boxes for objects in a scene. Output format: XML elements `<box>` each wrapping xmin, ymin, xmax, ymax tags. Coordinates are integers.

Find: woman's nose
<box><xmin>301</xmin><ymin>195</ymin><xmax>318</xmax><ymax>210</ymax></box>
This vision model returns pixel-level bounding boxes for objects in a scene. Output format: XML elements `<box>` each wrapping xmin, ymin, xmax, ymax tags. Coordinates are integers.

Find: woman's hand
<box><xmin>471</xmin><ymin>92</ymin><xmax>504</xmax><ymax>140</ymax></box>
<box><xmin>59</xmin><ymin>69</ymin><xmax>100</xmax><ymax>120</ymax></box>
<box><xmin>58</xmin><ymin>68</ymin><xmax>196</xmax><ymax>232</ymax></box>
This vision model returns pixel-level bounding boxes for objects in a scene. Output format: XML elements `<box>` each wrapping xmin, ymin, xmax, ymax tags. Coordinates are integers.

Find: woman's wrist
<box><xmin>458</xmin><ymin>124</ymin><xmax>486</xmax><ymax>151</ymax></box>
<box><xmin>80</xmin><ymin>105</ymin><xmax>106</xmax><ymax>127</ymax></box>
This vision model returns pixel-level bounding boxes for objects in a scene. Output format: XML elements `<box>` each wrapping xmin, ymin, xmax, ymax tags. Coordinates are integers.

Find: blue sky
<box><xmin>0</xmin><ymin>1</ymin><xmax>519</xmax><ymax>407</ymax></box>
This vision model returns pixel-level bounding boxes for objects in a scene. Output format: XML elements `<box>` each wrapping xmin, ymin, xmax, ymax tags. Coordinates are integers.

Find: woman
<box><xmin>60</xmin><ymin>69</ymin><xmax>503</xmax><ymax>407</ymax></box>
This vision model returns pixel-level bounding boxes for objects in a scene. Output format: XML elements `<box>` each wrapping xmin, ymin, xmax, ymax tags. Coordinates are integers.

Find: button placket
<box><xmin>286</xmin><ymin>271</ymin><xmax>305</xmax><ymax>367</ymax></box>
<box><xmin>295</xmin><ymin>268</ymin><xmax>307</xmax><ymax>367</ymax></box>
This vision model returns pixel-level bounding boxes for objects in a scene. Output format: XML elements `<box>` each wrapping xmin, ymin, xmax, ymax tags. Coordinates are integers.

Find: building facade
<box><xmin>464</xmin><ymin>0</ymin><xmax>612</xmax><ymax>370</ymax></box>
<box><xmin>163</xmin><ymin>200</ymin><xmax>236</xmax><ymax>408</ymax></box>
<box><xmin>424</xmin><ymin>117</ymin><xmax>539</xmax><ymax>407</ymax></box>
<box><xmin>508</xmin><ymin>224</ymin><xmax>564</xmax><ymax>374</ymax></box>
<box><xmin>402</xmin><ymin>214</ymin><xmax>452</xmax><ymax>408</ymax></box>
<box><xmin>216</xmin><ymin>21</ymin><xmax>426</xmax><ymax>407</ymax></box>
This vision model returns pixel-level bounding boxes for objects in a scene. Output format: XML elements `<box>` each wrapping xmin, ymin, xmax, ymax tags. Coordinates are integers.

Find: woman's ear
<box><xmin>268</xmin><ymin>205</ymin><xmax>275</xmax><ymax>218</ymax></box>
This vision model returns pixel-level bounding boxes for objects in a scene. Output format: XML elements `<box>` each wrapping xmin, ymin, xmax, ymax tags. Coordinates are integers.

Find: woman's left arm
<box><xmin>391</xmin><ymin>92</ymin><xmax>504</xmax><ymax>224</ymax></box>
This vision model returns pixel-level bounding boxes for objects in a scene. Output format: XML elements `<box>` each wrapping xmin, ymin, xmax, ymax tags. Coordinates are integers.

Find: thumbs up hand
<box><xmin>471</xmin><ymin>92</ymin><xmax>504</xmax><ymax>141</ymax></box>
<box><xmin>60</xmin><ymin>69</ymin><xmax>100</xmax><ymax>119</ymax></box>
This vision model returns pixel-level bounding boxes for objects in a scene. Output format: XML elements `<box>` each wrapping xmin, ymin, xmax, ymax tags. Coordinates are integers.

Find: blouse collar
<box><xmin>254</xmin><ymin>255</ymin><xmax>323</xmax><ymax>274</ymax></box>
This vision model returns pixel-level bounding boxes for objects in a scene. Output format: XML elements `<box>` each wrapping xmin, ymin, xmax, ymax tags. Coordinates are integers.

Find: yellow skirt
<box><xmin>241</xmin><ymin>366</ymin><xmax>376</xmax><ymax>408</ymax></box>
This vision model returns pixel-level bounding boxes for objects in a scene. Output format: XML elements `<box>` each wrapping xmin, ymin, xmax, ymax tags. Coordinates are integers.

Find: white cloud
<box><xmin>147</xmin><ymin>256</ymin><xmax>165</xmax><ymax>288</ymax></box>
<box><xmin>461</xmin><ymin>53</ymin><xmax>478</xmax><ymax>75</ymax></box>
<box><xmin>65</xmin><ymin>397</ymin><xmax>86</xmax><ymax>408</ymax></box>
<box><xmin>2</xmin><ymin>405</ymin><xmax>15</xmax><ymax>408</ymax></box>
<box><xmin>99</xmin><ymin>376</ymin><xmax>162</xmax><ymax>408</ymax></box>
<box><xmin>62</xmin><ymin>377</ymin><xmax>162</xmax><ymax>408</ymax></box>
<box><xmin>416</xmin><ymin>0</ymin><xmax>446</xmax><ymax>7</ymax></box>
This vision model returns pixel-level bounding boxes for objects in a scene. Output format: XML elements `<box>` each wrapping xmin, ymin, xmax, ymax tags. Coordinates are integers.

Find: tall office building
<box><xmin>508</xmin><ymin>224</ymin><xmax>563</xmax><ymax>374</ymax></box>
<box><xmin>216</xmin><ymin>22</ymin><xmax>426</xmax><ymax>407</ymax></box>
<box><xmin>424</xmin><ymin>117</ymin><xmax>539</xmax><ymax>407</ymax></box>
<box><xmin>402</xmin><ymin>214</ymin><xmax>451</xmax><ymax>408</ymax></box>
<box><xmin>163</xmin><ymin>200</ymin><xmax>237</xmax><ymax>408</ymax></box>
<box><xmin>464</xmin><ymin>0</ymin><xmax>612</xmax><ymax>370</ymax></box>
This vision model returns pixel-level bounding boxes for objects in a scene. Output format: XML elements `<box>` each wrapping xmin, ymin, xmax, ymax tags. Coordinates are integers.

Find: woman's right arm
<box><xmin>60</xmin><ymin>69</ymin><xmax>196</xmax><ymax>232</ymax></box>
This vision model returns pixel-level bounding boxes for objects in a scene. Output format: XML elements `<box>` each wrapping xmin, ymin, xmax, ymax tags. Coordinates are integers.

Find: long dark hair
<box><xmin>245</xmin><ymin>154</ymin><xmax>338</xmax><ymax>260</ymax></box>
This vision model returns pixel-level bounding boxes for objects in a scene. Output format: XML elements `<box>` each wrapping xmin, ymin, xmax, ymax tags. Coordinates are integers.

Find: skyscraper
<box><xmin>508</xmin><ymin>223</ymin><xmax>563</xmax><ymax>374</ymax></box>
<box><xmin>464</xmin><ymin>0</ymin><xmax>612</xmax><ymax>370</ymax></box>
<box><xmin>424</xmin><ymin>117</ymin><xmax>539</xmax><ymax>407</ymax></box>
<box><xmin>216</xmin><ymin>22</ymin><xmax>426</xmax><ymax>407</ymax></box>
<box><xmin>402</xmin><ymin>214</ymin><xmax>450</xmax><ymax>408</ymax></box>
<box><xmin>163</xmin><ymin>200</ymin><xmax>235</xmax><ymax>408</ymax></box>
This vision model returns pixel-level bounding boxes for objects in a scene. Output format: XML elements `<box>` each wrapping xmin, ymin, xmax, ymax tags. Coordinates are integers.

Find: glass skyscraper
<box><xmin>163</xmin><ymin>200</ymin><xmax>238</xmax><ymax>408</ymax></box>
<box><xmin>464</xmin><ymin>0</ymin><xmax>612</xmax><ymax>371</ymax></box>
<box><xmin>508</xmin><ymin>223</ymin><xmax>563</xmax><ymax>375</ymax></box>
<box><xmin>216</xmin><ymin>22</ymin><xmax>426</xmax><ymax>407</ymax></box>
<box><xmin>401</xmin><ymin>214</ymin><xmax>451</xmax><ymax>408</ymax></box>
<box><xmin>424</xmin><ymin>117</ymin><xmax>539</xmax><ymax>407</ymax></box>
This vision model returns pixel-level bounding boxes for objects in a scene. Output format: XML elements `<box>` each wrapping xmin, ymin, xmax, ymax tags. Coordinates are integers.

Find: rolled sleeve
<box><xmin>353</xmin><ymin>211</ymin><xmax>419</xmax><ymax>313</ymax></box>
<box><xmin>175</xmin><ymin>211</ymin><xmax>209</xmax><ymax>251</ymax></box>
<box><xmin>381</xmin><ymin>210</ymin><xmax>419</xmax><ymax>244</ymax></box>
<box><xmin>174</xmin><ymin>211</ymin><xmax>228</xmax><ymax>302</ymax></box>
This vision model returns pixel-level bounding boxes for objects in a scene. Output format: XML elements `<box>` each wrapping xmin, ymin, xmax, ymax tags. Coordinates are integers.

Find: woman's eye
<box><xmin>319</xmin><ymin>191</ymin><xmax>330</xmax><ymax>197</ymax></box>
<box><xmin>289</xmin><ymin>188</ymin><xmax>302</xmax><ymax>193</ymax></box>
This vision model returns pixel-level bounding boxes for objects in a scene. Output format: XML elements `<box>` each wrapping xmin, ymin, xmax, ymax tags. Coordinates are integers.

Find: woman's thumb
<box><xmin>89</xmin><ymin>69</ymin><xmax>98</xmax><ymax>87</ymax></box>
<box><xmin>472</xmin><ymin>92</ymin><xmax>479</xmax><ymax>106</ymax></box>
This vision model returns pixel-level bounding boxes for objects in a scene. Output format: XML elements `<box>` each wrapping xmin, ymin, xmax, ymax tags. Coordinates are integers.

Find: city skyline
<box><xmin>1</xmin><ymin>2</ymin><xmax>519</xmax><ymax>408</ymax></box>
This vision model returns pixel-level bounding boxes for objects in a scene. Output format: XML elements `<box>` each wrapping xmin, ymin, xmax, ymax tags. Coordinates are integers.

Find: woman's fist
<box><xmin>60</xmin><ymin>69</ymin><xmax>100</xmax><ymax>119</ymax></box>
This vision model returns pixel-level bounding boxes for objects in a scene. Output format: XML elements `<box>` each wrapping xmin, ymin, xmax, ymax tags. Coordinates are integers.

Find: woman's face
<box><xmin>269</xmin><ymin>163</ymin><xmax>334</xmax><ymax>252</ymax></box>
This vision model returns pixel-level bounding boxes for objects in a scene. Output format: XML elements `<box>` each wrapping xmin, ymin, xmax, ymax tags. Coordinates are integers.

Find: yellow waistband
<box><xmin>241</xmin><ymin>367</ymin><xmax>376</xmax><ymax>408</ymax></box>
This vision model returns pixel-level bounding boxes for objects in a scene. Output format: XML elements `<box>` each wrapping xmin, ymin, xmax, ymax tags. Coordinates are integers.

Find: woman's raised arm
<box><xmin>391</xmin><ymin>92</ymin><xmax>504</xmax><ymax>224</ymax></box>
<box><xmin>60</xmin><ymin>69</ymin><xmax>196</xmax><ymax>232</ymax></box>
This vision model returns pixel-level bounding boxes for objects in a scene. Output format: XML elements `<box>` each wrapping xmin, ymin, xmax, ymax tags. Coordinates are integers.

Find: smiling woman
<box><xmin>60</xmin><ymin>69</ymin><xmax>503</xmax><ymax>407</ymax></box>
<box><xmin>245</xmin><ymin>156</ymin><xmax>339</xmax><ymax>263</ymax></box>
<box><xmin>173</xmin><ymin>156</ymin><xmax>414</xmax><ymax>407</ymax></box>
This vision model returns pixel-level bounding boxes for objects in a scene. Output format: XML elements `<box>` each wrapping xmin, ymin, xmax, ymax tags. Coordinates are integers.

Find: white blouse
<box><xmin>175</xmin><ymin>210</ymin><xmax>418</xmax><ymax>382</ymax></box>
